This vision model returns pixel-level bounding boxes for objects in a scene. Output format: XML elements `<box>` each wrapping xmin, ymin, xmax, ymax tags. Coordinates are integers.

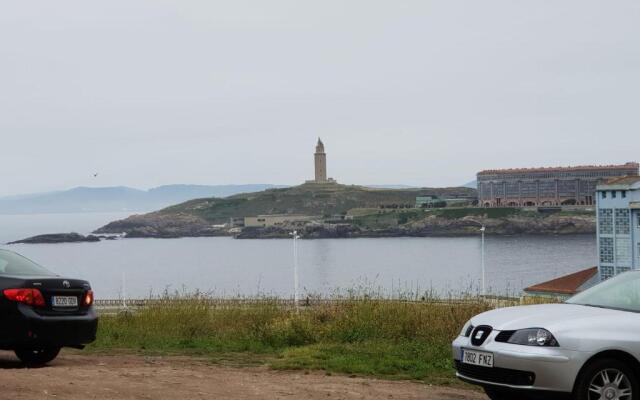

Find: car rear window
<box><xmin>0</xmin><ymin>250</ymin><xmax>55</xmax><ymax>276</ymax></box>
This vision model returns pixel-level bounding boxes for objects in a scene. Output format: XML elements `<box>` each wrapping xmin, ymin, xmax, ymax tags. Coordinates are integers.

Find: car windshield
<box><xmin>0</xmin><ymin>250</ymin><xmax>55</xmax><ymax>276</ymax></box>
<box><xmin>567</xmin><ymin>271</ymin><xmax>640</xmax><ymax>312</ymax></box>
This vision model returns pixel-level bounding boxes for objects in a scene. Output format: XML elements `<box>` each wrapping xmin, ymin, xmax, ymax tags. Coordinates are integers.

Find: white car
<box><xmin>452</xmin><ymin>271</ymin><xmax>640</xmax><ymax>400</ymax></box>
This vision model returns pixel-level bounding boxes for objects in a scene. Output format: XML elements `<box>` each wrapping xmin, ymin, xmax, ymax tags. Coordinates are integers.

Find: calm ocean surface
<box><xmin>0</xmin><ymin>213</ymin><xmax>597</xmax><ymax>299</ymax></box>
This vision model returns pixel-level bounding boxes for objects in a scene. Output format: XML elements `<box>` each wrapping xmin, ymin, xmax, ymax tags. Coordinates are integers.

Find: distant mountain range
<box><xmin>0</xmin><ymin>180</ymin><xmax>477</xmax><ymax>215</ymax></box>
<box><xmin>371</xmin><ymin>182</ymin><xmax>478</xmax><ymax>189</ymax></box>
<box><xmin>364</xmin><ymin>184</ymin><xmax>421</xmax><ymax>189</ymax></box>
<box><xmin>0</xmin><ymin>184</ymin><xmax>287</xmax><ymax>214</ymax></box>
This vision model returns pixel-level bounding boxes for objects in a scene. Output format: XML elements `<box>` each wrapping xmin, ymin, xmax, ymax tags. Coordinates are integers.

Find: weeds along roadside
<box><xmin>90</xmin><ymin>294</ymin><xmax>560</xmax><ymax>382</ymax></box>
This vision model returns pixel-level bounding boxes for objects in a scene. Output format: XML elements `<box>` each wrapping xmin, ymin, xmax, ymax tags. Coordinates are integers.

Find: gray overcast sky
<box><xmin>1</xmin><ymin>0</ymin><xmax>639</xmax><ymax>196</ymax></box>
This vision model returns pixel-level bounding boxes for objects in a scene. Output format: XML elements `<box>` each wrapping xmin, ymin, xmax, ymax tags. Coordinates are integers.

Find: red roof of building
<box><xmin>478</xmin><ymin>162</ymin><xmax>639</xmax><ymax>176</ymax></box>
<box><xmin>524</xmin><ymin>267</ymin><xmax>597</xmax><ymax>295</ymax></box>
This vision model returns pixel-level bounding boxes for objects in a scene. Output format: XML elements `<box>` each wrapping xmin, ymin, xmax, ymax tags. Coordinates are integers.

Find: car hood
<box><xmin>470</xmin><ymin>303</ymin><xmax>629</xmax><ymax>332</ymax></box>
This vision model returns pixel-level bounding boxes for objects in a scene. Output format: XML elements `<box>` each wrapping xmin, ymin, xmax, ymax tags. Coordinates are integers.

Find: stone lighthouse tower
<box><xmin>314</xmin><ymin>138</ymin><xmax>327</xmax><ymax>183</ymax></box>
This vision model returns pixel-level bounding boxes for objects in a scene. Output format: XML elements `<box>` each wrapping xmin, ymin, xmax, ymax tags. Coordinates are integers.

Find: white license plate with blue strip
<box><xmin>462</xmin><ymin>349</ymin><xmax>494</xmax><ymax>368</ymax></box>
<box><xmin>52</xmin><ymin>296</ymin><xmax>78</xmax><ymax>307</ymax></box>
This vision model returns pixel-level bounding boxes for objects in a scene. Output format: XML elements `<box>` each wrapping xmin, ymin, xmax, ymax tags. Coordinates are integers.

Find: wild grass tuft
<box><xmin>92</xmin><ymin>294</ymin><xmax>518</xmax><ymax>383</ymax></box>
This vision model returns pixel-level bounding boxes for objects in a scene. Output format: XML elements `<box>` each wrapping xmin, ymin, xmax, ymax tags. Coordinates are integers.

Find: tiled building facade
<box><xmin>477</xmin><ymin>163</ymin><xmax>639</xmax><ymax>207</ymax></box>
<box><xmin>596</xmin><ymin>177</ymin><xmax>640</xmax><ymax>281</ymax></box>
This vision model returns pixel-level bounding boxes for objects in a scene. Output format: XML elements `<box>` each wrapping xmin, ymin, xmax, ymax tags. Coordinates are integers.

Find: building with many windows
<box><xmin>477</xmin><ymin>163</ymin><xmax>639</xmax><ymax>207</ymax></box>
<box><xmin>596</xmin><ymin>176</ymin><xmax>640</xmax><ymax>281</ymax></box>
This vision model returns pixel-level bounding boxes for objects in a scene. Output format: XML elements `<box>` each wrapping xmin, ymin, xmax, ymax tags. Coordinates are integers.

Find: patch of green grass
<box><xmin>90</xmin><ymin>298</ymin><xmax>492</xmax><ymax>383</ymax></box>
<box><xmin>352</xmin><ymin>210</ymin><xmax>426</xmax><ymax>228</ymax></box>
<box><xmin>272</xmin><ymin>340</ymin><xmax>456</xmax><ymax>383</ymax></box>
<box><xmin>556</xmin><ymin>209</ymin><xmax>595</xmax><ymax>217</ymax></box>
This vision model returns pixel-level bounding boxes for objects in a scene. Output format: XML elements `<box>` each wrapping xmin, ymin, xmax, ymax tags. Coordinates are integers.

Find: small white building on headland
<box><xmin>596</xmin><ymin>176</ymin><xmax>640</xmax><ymax>281</ymax></box>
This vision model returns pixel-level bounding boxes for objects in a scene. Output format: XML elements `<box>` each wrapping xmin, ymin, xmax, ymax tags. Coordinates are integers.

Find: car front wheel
<box><xmin>14</xmin><ymin>346</ymin><xmax>61</xmax><ymax>366</ymax></box>
<box><xmin>575</xmin><ymin>358</ymin><xmax>638</xmax><ymax>400</ymax></box>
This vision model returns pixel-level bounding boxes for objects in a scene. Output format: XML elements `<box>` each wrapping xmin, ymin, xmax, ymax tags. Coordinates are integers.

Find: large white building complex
<box><xmin>477</xmin><ymin>163</ymin><xmax>639</xmax><ymax>207</ymax></box>
<box><xmin>596</xmin><ymin>176</ymin><xmax>640</xmax><ymax>281</ymax></box>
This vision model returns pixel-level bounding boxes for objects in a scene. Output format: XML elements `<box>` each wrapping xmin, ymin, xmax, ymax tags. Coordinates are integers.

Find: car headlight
<box><xmin>460</xmin><ymin>321</ymin><xmax>474</xmax><ymax>337</ymax></box>
<box><xmin>507</xmin><ymin>328</ymin><xmax>559</xmax><ymax>347</ymax></box>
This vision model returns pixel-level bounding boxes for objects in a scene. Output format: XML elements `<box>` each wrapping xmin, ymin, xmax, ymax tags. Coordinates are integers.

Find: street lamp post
<box><xmin>480</xmin><ymin>226</ymin><xmax>486</xmax><ymax>296</ymax></box>
<box><xmin>122</xmin><ymin>272</ymin><xmax>127</xmax><ymax>310</ymax></box>
<box><xmin>291</xmin><ymin>230</ymin><xmax>300</xmax><ymax>313</ymax></box>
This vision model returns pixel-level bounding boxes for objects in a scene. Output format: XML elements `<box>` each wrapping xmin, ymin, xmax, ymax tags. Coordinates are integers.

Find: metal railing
<box><xmin>93</xmin><ymin>295</ymin><xmax>524</xmax><ymax>315</ymax></box>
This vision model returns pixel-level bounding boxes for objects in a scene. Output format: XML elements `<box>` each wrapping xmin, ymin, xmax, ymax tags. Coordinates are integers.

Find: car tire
<box><xmin>14</xmin><ymin>346</ymin><xmax>61</xmax><ymax>366</ymax></box>
<box><xmin>574</xmin><ymin>357</ymin><xmax>639</xmax><ymax>400</ymax></box>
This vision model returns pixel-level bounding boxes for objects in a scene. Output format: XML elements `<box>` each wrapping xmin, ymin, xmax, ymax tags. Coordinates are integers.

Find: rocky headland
<box><xmin>95</xmin><ymin>209</ymin><xmax>595</xmax><ymax>239</ymax></box>
<box><xmin>86</xmin><ymin>183</ymin><xmax>597</xmax><ymax>240</ymax></box>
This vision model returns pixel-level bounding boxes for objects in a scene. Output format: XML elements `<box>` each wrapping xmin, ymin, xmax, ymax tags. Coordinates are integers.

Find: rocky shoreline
<box><xmin>9</xmin><ymin>213</ymin><xmax>595</xmax><ymax>244</ymax></box>
<box><xmin>237</xmin><ymin>214</ymin><xmax>596</xmax><ymax>239</ymax></box>
<box><xmin>94</xmin><ymin>212</ymin><xmax>596</xmax><ymax>239</ymax></box>
<box><xmin>94</xmin><ymin>212</ymin><xmax>231</xmax><ymax>238</ymax></box>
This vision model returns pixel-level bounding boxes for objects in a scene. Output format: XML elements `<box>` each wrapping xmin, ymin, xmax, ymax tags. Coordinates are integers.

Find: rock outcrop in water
<box><xmin>8</xmin><ymin>233</ymin><xmax>102</xmax><ymax>244</ymax></box>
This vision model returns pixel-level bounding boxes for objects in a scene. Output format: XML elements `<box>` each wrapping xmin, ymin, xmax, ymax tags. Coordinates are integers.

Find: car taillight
<box><xmin>84</xmin><ymin>290</ymin><xmax>94</xmax><ymax>306</ymax></box>
<box><xmin>3</xmin><ymin>288</ymin><xmax>45</xmax><ymax>307</ymax></box>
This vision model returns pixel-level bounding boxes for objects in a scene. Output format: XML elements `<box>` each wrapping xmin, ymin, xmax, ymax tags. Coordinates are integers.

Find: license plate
<box><xmin>462</xmin><ymin>349</ymin><xmax>494</xmax><ymax>368</ymax></box>
<box><xmin>52</xmin><ymin>296</ymin><xmax>78</xmax><ymax>307</ymax></box>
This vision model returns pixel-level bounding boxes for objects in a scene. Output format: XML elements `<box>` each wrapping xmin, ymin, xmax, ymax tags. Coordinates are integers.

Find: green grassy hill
<box><xmin>156</xmin><ymin>183</ymin><xmax>476</xmax><ymax>223</ymax></box>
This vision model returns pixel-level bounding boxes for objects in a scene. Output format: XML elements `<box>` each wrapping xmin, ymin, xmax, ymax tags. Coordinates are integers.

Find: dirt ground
<box><xmin>0</xmin><ymin>350</ymin><xmax>486</xmax><ymax>400</ymax></box>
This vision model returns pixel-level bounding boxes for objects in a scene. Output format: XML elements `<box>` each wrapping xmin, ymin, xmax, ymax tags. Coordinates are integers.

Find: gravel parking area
<box><xmin>0</xmin><ymin>351</ymin><xmax>486</xmax><ymax>400</ymax></box>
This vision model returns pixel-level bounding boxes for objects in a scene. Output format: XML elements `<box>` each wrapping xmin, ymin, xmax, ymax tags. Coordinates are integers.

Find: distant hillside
<box><xmin>96</xmin><ymin>183</ymin><xmax>478</xmax><ymax>236</ymax></box>
<box><xmin>0</xmin><ymin>184</ymin><xmax>287</xmax><ymax>214</ymax></box>
<box><xmin>462</xmin><ymin>180</ymin><xmax>477</xmax><ymax>189</ymax></box>
<box><xmin>364</xmin><ymin>184</ymin><xmax>417</xmax><ymax>189</ymax></box>
<box><xmin>166</xmin><ymin>183</ymin><xmax>475</xmax><ymax>222</ymax></box>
